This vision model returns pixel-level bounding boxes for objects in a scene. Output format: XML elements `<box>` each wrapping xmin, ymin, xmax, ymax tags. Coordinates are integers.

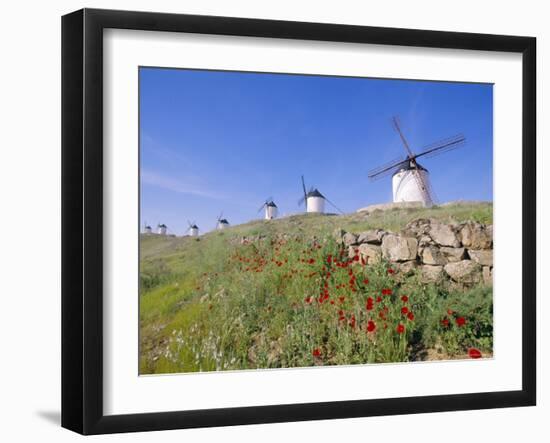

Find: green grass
<box><xmin>139</xmin><ymin>202</ymin><xmax>493</xmax><ymax>374</ymax></box>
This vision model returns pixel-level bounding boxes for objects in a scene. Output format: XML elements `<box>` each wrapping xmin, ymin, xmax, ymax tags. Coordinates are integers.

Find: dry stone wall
<box><xmin>335</xmin><ymin>218</ymin><xmax>493</xmax><ymax>287</ymax></box>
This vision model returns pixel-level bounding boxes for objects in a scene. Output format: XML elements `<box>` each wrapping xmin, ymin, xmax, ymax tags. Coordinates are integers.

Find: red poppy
<box><xmin>366</xmin><ymin>320</ymin><xmax>376</xmax><ymax>332</ymax></box>
<box><xmin>447</xmin><ymin>309</ymin><xmax>454</xmax><ymax>315</ymax></box>
<box><xmin>387</xmin><ymin>268</ymin><xmax>395</xmax><ymax>275</ymax></box>
<box><xmin>376</xmin><ymin>296</ymin><xmax>382</xmax><ymax>303</ymax></box>
<box><xmin>401</xmin><ymin>295</ymin><xmax>409</xmax><ymax>302</ymax></box>
<box><xmin>312</xmin><ymin>348</ymin><xmax>322</xmax><ymax>357</ymax></box>
<box><xmin>304</xmin><ymin>296</ymin><xmax>312</xmax><ymax>304</ymax></box>
<box><xmin>327</xmin><ymin>255</ymin><xmax>332</xmax><ymax>264</ymax></box>
<box><xmin>363</xmin><ymin>278</ymin><xmax>369</xmax><ymax>285</ymax></box>
<box><xmin>401</xmin><ymin>306</ymin><xmax>409</xmax><ymax>315</ymax></box>
<box><xmin>407</xmin><ymin>311</ymin><xmax>415</xmax><ymax>321</ymax></box>
<box><xmin>382</xmin><ymin>288</ymin><xmax>393</xmax><ymax>296</ymax></box>
<box><xmin>366</xmin><ymin>297</ymin><xmax>374</xmax><ymax>311</ymax></box>
<box><xmin>308</xmin><ymin>258</ymin><xmax>315</xmax><ymax>264</ymax></box>
<box><xmin>349</xmin><ymin>315</ymin><xmax>356</xmax><ymax>328</ymax></box>
<box><xmin>456</xmin><ymin>316</ymin><xmax>466</xmax><ymax>327</ymax></box>
<box><xmin>396</xmin><ymin>324</ymin><xmax>405</xmax><ymax>334</ymax></box>
<box><xmin>468</xmin><ymin>348</ymin><xmax>482</xmax><ymax>359</ymax></box>
<box><xmin>441</xmin><ymin>318</ymin><xmax>450</xmax><ymax>327</ymax></box>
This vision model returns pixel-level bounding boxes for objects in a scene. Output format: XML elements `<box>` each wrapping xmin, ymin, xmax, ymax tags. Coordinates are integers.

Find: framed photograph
<box><xmin>62</xmin><ymin>8</ymin><xmax>536</xmax><ymax>435</ymax></box>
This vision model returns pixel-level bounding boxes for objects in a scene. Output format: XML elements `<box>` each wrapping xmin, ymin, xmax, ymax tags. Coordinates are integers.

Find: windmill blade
<box><xmin>414</xmin><ymin>134</ymin><xmax>466</xmax><ymax>160</ymax></box>
<box><xmin>217</xmin><ymin>211</ymin><xmax>223</xmax><ymax>221</ymax></box>
<box><xmin>257</xmin><ymin>202</ymin><xmax>266</xmax><ymax>213</ymax></box>
<box><xmin>301</xmin><ymin>176</ymin><xmax>308</xmax><ymax>209</ymax></box>
<box><xmin>367</xmin><ymin>153</ymin><xmax>407</xmax><ymax>176</ymax></box>
<box><xmin>324</xmin><ymin>195</ymin><xmax>345</xmax><ymax>214</ymax></box>
<box><xmin>392</xmin><ymin>116</ymin><xmax>415</xmax><ymax>158</ymax></box>
<box><xmin>423</xmin><ymin>175</ymin><xmax>439</xmax><ymax>205</ymax></box>
<box><xmin>411</xmin><ymin>168</ymin><xmax>434</xmax><ymax>207</ymax></box>
<box><xmin>368</xmin><ymin>158</ymin><xmax>410</xmax><ymax>181</ymax></box>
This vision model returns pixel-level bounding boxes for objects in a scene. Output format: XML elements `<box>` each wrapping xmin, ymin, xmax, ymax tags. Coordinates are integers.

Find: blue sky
<box><xmin>140</xmin><ymin>67</ymin><xmax>493</xmax><ymax>235</ymax></box>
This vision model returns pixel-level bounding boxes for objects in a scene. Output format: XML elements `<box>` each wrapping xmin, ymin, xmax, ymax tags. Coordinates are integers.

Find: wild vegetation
<box><xmin>140</xmin><ymin>203</ymin><xmax>493</xmax><ymax>374</ymax></box>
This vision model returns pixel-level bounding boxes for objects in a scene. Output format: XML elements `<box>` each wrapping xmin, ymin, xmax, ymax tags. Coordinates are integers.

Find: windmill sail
<box><xmin>368</xmin><ymin>157</ymin><xmax>410</xmax><ymax>181</ymax></box>
<box><xmin>298</xmin><ymin>175</ymin><xmax>308</xmax><ymax>208</ymax></box>
<box><xmin>324</xmin><ymin>196</ymin><xmax>344</xmax><ymax>214</ymax></box>
<box><xmin>414</xmin><ymin>134</ymin><xmax>466</xmax><ymax>160</ymax></box>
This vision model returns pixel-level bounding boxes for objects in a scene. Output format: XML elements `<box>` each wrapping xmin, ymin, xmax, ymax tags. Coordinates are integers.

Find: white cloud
<box><xmin>141</xmin><ymin>170</ymin><xmax>224</xmax><ymax>200</ymax></box>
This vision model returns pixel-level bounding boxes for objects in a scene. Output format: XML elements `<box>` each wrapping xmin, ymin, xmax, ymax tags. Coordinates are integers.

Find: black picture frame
<box><xmin>61</xmin><ymin>8</ymin><xmax>536</xmax><ymax>435</ymax></box>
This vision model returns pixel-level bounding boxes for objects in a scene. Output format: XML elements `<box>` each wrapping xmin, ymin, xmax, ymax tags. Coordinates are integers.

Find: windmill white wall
<box><xmin>189</xmin><ymin>227</ymin><xmax>199</xmax><ymax>237</ymax></box>
<box><xmin>157</xmin><ymin>225</ymin><xmax>167</xmax><ymax>235</ymax></box>
<box><xmin>265</xmin><ymin>205</ymin><xmax>278</xmax><ymax>220</ymax></box>
<box><xmin>217</xmin><ymin>222</ymin><xmax>228</xmax><ymax>230</ymax></box>
<box><xmin>144</xmin><ymin>226</ymin><xmax>152</xmax><ymax>234</ymax></box>
<box><xmin>392</xmin><ymin>169</ymin><xmax>432</xmax><ymax>206</ymax></box>
<box><xmin>307</xmin><ymin>196</ymin><xmax>325</xmax><ymax>213</ymax></box>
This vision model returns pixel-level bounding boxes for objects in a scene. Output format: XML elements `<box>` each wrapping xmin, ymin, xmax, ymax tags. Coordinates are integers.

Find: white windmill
<box><xmin>216</xmin><ymin>212</ymin><xmax>230</xmax><ymax>230</ymax></box>
<box><xmin>298</xmin><ymin>175</ymin><xmax>343</xmax><ymax>214</ymax></box>
<box><xmin>368</xmin><ymin>117</ymin><xmax>466</xmax><ymax>207</ymax></box>
<box><xmin>187</xmin><ymin>221</ymin><xmax>199</xmax><ymax>237</ymax></box>
<box><xmin>258</xmin><ymin>197</ymin><xmax>278</xmax><ymax>220</ymax></box>
<box><xmin>157</xmin><ymin>223</ymin><xmax>168</xmax><ymax>235</ymax></box>
<box><xmin>144</xmin><ymin>222</ymin><xmax>152</xmax><ymax>234</ymax></box>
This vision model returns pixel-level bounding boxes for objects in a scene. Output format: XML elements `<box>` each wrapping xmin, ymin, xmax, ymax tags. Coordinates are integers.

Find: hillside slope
<box><xmin>140</xmin><ymin>202</ymin><xmax>493</xmax><ymax>374</ymax></box>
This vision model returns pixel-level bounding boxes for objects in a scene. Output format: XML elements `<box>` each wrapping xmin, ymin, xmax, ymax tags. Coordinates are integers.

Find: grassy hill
<box><xmin>140</xmin><ymin>202</ymin><xmax>493</xmax><ymax>374</ymax></box>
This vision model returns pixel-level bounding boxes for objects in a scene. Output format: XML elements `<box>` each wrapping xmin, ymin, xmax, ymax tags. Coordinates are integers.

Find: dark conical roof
<box><xmin>219</xmin><ymin>219</ymin><xmax>229</xmax><ymax>224</ymax></box>
<box><xmin>307</xmin><ymin>188</ymin><xmax>325</xmax><ymax>199</ymax></box>
<box><xmin>190</xmin><ymin>224</ymin><xmax>198</xmax><ymax>229</ymax></box>
<box><xmin>393</xmin><ymin>159</ymin><xmax>428</xmax><ymax>176</ymax></box>
<box><xmin>158</xmin><ymin>223</ymin><xmax>167</xmax><ymax>228</ymax></box>
<box><xmin>266</xmin><ymin>201</ymin><xmax>277</xmax><ymax>208</ymax></box>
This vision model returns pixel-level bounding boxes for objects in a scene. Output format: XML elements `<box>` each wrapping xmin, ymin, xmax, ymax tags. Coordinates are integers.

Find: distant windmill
<box><xmin>298</xmin><ymin>175</ymin><xmax>343</xmax><ymax>214</ymax></box>
<box><xmin>157</xmin><ymin>223</ymin><xmax>167</xmax><ymax>235</ymax></box>
<box><xmin>258</xmin><ymin>197</ymin><xmax>278</xmax><ymax>220</ymax></box>
<box><xmin>368</xmin><ymin>116</ymin><xmax>466</xmax><ymax>207</ymax></box>
<box><xmin>216</xmin><ymin>212</ymin><xmax>230</xmax><ymax>230</ymax></box>
<box><xmin>187</xmin><ymin>220</ymin><xmax>199</xmax><ymax>237</ymax></box>
<box><xmin>144</xmin><ymin>221</ymin><xmax>152</xmax><ymax>234</ymax></box>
